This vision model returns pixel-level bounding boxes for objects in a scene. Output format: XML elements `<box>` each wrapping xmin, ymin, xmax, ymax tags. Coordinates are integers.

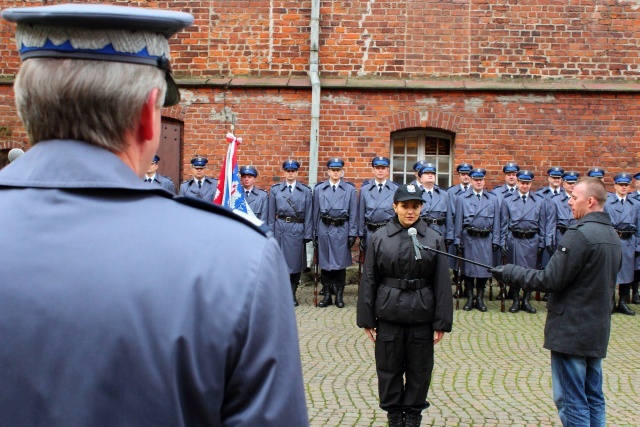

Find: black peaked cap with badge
<box><xmin>394</xmin><ymin>184</ymin><xmax>424</xmax><ymax>203</ymax></box>
<box><xmin>1</xmin><ymin>4</ymin><xmax>194</xmax><ymax>107</ymax></box>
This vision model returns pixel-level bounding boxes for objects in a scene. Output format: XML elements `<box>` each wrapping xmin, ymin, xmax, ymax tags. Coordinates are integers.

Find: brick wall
<box><xmin>1</xmin><ymin>0</ymin><xmax>639</xmax><ymax>187</ymax></box>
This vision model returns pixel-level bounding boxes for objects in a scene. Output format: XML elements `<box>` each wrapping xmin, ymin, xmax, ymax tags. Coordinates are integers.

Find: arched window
<box><xmin>390</xmin><ymin>130</ymin><xmax>454</xmax><ymax>187</ymax></box>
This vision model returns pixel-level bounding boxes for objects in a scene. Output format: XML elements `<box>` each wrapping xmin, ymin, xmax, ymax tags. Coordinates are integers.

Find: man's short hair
<box><xmin>14</xmin><ymin>59</ymin><xmax>165</xmax><ymax>152</ymax></box>
<box><xmin>577</xmin><ymin>177</ymin><xmax>607</xmax><ymax>206</ymax></box>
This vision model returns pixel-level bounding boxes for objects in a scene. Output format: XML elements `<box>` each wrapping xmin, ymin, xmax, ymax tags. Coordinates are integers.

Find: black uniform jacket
<box><xmin>496</xmin><ymin>211</ymin><xmax>621</xmax><ymax>358</ymax></box>
<box><xmin>357</xmin><ymin>216</ymin><xmax>453</xmax><ymax>331</ymax></box>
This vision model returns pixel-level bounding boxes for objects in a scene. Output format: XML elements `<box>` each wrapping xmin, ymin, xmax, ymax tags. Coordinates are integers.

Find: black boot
<box><xmin>632</xmin><ymin>283</ymin><xmax>640</xmax><ymax>304</ymax></box>
<box><xmin>542</xmin><ymin>293</ymin><xmax>549</xmax><ymax>302</ymax></box>
<box><xmin>387</xmin><ymin>412</ymin><xmax>404</xmax><ymax>427</ymax></box>
<box><xmin>616</xmin><ymin>293</ymin><xmax>636</xmax><ymax>316</ymax></box>
<box><xmin>335</xmin><ymin>286</ymin><xmax>345</xmax><ymax>308</ymax></box>
<box><xmin>509</xmin><ymin>289</ymin><xmax>520</xmax><ymax>313</ymax></box>
<box><xmin>318</xmin><ymin>290</ymin><xmax>332</xmax><ymax>307</ymax></box>
<box><xmin>291</xmin><ymin>282</ymin><xmax>299</xmax><ymax>307</ymax></box>
<box><xmin>475</xmin><ymin>287</ymin><xmax>487</xmax><ymax>312</ymax></box>
<box><xmin>463</xmin><ymin>285</ymin><xmax>474</xmax><ymax>311</ymax></box>
<box><xmin>521</xmin><ymin>291</ymin><xmax>537</xmax><ymax>314</ymax></box>
<box><xmin>405</xmin><ymin>413</ymin><xmax>422</xmax><ymax>427</ymax></box>
<box><xmin>611</xmin><ymin>293</ymin><xmax>616</xmax><ymax>314</ymax></box>
<box><xmin>319</xmin><ymin>285</ymin><xmax>327</xmax><ymax>296</ymax></box>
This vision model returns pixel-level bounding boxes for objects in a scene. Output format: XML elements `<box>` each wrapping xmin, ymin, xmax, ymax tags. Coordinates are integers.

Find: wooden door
<box><xmin>158</xmin><ymin>119</ymin><xmax>182</xmax><ymax>193</ymax></box>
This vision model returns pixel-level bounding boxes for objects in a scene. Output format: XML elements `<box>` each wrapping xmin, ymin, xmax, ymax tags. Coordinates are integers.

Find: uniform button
<box><xmin>399</xmin><ymin>299</ymin><xmax>403</xmax><ymax>302</ymax></box>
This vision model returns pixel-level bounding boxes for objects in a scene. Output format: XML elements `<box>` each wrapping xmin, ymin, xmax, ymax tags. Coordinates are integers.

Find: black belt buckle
<box><xmin>285</xmin><ymin>217</ymin><xmax>293</xmax><ymax>223</ymax></box>
<box><xmin>406</xmin><ymin>279</ymin><xmax>418</xmax><ymax>290</ymax></box>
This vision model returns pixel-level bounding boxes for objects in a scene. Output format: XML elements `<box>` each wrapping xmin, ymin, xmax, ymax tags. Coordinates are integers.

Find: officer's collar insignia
<box><xmin>407</xmin><ymin>184</ymin><xmax>416</xmax><ymax>193</ymax></box>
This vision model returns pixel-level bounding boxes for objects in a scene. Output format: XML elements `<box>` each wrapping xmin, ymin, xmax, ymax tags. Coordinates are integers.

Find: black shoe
<box><xmin>542</xmin><ymin>293</ymin><xmax>549</xmax><ymax>302</ymax></box>
<box><xmin>319</xmin><ymin>285</ymin><xmax>326</xmax><ymax>296</ymax></box>
<box><xmin>318</xmin><ymin>293</ymin><xmax>332</xmax><ymax>307</ymax></box>
<box><xmin>632</xmin><ymin>292</ymin><xmax>640</xmax><ymax>305</ymax></box>
<box><xmin>521</xmin><ymin>292</ymin><xmax>537</xmax><ymax>314</ymax></box>
<box><xmin>387</xmin><ymin>412</ymin><xmax>404</xmax><ymax>427</ymax></box>
<box><xmin>462</xmin><ymin>287</ymin><xmax>474</xmax><ymax>311</ymax></box>
<box><xmin>405</xmin><ymin>413</ymin><xmax>422</xmax><ymax>427</ymax></box>
<box><xmin>293</xmin><ymin>297</ymin><xmax>299</xmax><ymax>307</ymax></box>
<box><xmin>475</xmin><ymin>289</ymin><xmax>487</xmax><ymax>312</ymax></box>
<box><xmin>509</xmin><ymin>299</ymin><xmax>520</xmax><ymax>313</ymax></box>
<box><xmin>616</xmin><ymin>295</ymin><xmax>636</xmax><ymax>316</ymax></box>
<box><xmin>335</xmin><ymin>288</ymin><xmax>345</xmax><ymax>308</ymax></box>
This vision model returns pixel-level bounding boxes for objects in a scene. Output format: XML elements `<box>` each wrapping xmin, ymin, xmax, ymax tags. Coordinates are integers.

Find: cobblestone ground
<box><xmin>295</xmin><ymin>274</ymin><xmax>640</xmax><ymax>427</ymax></box>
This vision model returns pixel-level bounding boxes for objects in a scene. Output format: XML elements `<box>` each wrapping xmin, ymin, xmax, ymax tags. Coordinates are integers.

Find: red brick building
<box><xmin>2</xmin><ymin>0</ymin><xmax>640</xmax><ymax>190</ymax></box>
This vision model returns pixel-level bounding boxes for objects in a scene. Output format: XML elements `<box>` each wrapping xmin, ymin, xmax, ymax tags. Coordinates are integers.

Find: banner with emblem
<box><xmin>213</xmin><ymin>133</ymin><xmax>260</xmax><ymax>223</ymax></box>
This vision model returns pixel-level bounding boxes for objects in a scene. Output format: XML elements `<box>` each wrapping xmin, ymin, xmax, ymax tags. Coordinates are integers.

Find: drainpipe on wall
<box><xmin>308</xmin><ymin>0</ymin><xmax>321</xmax><ymax>187</ymax></box>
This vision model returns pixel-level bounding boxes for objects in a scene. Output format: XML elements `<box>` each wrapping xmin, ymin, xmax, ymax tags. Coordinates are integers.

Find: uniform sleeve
<box><xmin>267</xmin><ymin>188</ymin><xmax>276</xmax><ymax>228</ymax></box>
<box><xmin>538</xmin><ymin>199</ymin><xmax>548</xmax><ymax>249</ymax></box>
<box><xmin>357</xmin><ymin>189</ymin><xmax>366</xmax><ymax>237</ymax></box>
<box><xmin>431</xmin><ymin>235</ymin><xmax>453</xmax><ymax>332</ymax></box>
<box><xmin>500</xmin><ymin>199</ymin><xmax>509</xmax><ymax>247</ymax></box>
<box><xmin>546</xmin><ymin>198</ymin><xmax>557</xmax><ymax>247</ymax></box>
<box><xmin>221</xmin><ymin>237</ymin><xmax>309</xmax><ymax>426</ymax></box>
<box><xmin>499</xmin><ymin>229</ymin><xmax>588</xmax><ymax>293</ymax></box>
<box><xmin>453</xmin><ymin>196</ymin><xmax>463</xmax><ymax>246</ymax></box>
<box><xmin>304</xmin><ymin>189</ymin><xmax>313</xmax><ymax>240</ymax></box>
<box><xmin>357</xmin><ymin>235</ymin><xmax>380</xmax><ymax>328</ymax></box>
<box><xmin>348</xmin><ymin>187</ymin><xmax>358</xmax><ymax>237</ymax></box>
<box><xmin>312</xmin><ymin>187</ymin><xmax>320</xmax><ymax>238</ymax></box>
<box><xmin>445</xmin><ymin>192</ymin><xmax>455</xmax><ymax>241</ymax></box>
<box><xmin>491</xmin><ymin>196</ymin><xmax>501</xmax><ymax>246</ymax></box>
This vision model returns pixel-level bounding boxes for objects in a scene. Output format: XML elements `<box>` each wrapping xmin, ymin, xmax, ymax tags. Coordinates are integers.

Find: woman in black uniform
<box><xmin>357</xmin><ymin>183</ymin><xmax>453</xmax><ymax>427</ymax></box>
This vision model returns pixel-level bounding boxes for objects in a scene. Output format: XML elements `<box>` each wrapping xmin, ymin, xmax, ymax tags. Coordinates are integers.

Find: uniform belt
<box><xmin>614</xmin><ymin>228</ymin><xmax>635</xmax><ymax>239</ymax></box>
<box><xmin>557</xmin><ymin>224</ymin><xmax>568</xmax><ymax>234</ymax></box>
<box><xmin>381</xmin><ymin>277</ymin><xmax>430</xmax><ymax>291</ymax></box>
<box><xmin>366</xmin><ymin>221</ymin><xmax>389</xmax><ymax>231</ymax></box>
<box><xmin>465</xmin><ymin>227</ymin><xmax>492</xmax><ymax>237</ymax></box>
<box><xmin>509</xmin><ymin>228</ymin><xmax>538</xmax><ymax>239</ymax></box>
<box><xmin>321</xmin><ymin>215</ymin><xmax>347</xmax><ymax>226</ymax></box>
<box><xmin>421</xmin><ymin>217</ymin><xmax>445</xmax><ymax>225</ymax></box>
<box><xmin>276</xmin><ymin>215</ymin><xmax>305</xmax><ymax>223</ymax></box>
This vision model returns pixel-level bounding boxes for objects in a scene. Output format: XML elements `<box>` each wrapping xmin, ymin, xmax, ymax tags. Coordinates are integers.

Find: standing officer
<box><xmin>410</xmin><ymin>160</ymin><xmax>429</xmax><ymax>187</ymax></box>
<box><xmin>179</xmin><ymin>155</ymin><xmax>218</xmax><ymax>202</ymax></box>
<box><xmin>500</xmin><ymin>170</ymin><xmax>550</xmax><ymax>313</ymax></box>
<box><xmin>454</xmin><ymin>168</ymin><xmax>500</xmax><ymax>311</ymax></box>
<box><xmin>631</xmin><ymin>172</ymin><xmax>640</xmax><ymax>305</ymax></box>
<box><xmin>314</xmin><ymin>158</ymin><xmax>358</xmax><ymax>308</ymax></box>
<box><xmin>143</xmin><ymin>154</ymin><xmax>176</xmax><ymax>194</ymax></box>
<box><xmin>418</xmin><ymin>163</ymin><xmax>448</xmax><ymax>237</ymax></box>
<box><xmin>358</xmin><ymin>156</ymin><xmax>398</xmax><ymax>251</ymax></box>
<box><xmin>357</xmin><ymin>184</ymin><xmax>453</xmax><ymax>427</ymax></box>
<box><xmin>547</xmin><ymin>171</ymin><xmax>580</xmax><ymax>253</ymax></box>
<box><xmin>0</xmin><ymin>4</ymin><xmax>308</xmax><ymax>425</ymax></box>
<box><xmin>445</xmin><ymin>163</ymin><xmax>473</xmax><ymax>282</ymax></box>
<box><xmin>604</xmin><ymin>173</ymin><xmax>639</xmax><ymax>315</ymax></box>
<box><xmin>493</xmin><ymin>162</ymin><xmax>520</xmax><ymax>199</ymax></box>
<box><xmin>536</xmin><ymin>167</ymin><xmax>565</xmax><ymax>199</ymax></box>
<box><xmin>268</xmin><ymin>160</ymin><xmax>313</xmax><ymax>306</ymax></box>
<box><xmin>240</xmin><ymin>165</ymin><xmax>269</xmax><ymax>222</ymax></box>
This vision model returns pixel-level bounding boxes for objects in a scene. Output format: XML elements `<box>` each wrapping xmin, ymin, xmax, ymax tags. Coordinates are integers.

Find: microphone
<box><xmin>408</xmin><ymin>227</ymin><xmax>422</xmax><ymax>260</ymax></box>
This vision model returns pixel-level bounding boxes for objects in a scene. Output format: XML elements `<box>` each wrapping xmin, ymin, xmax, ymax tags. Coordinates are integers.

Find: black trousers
<box><xmin>320</xmin><ymin>269</ymin><xmax>346</xmax><ymax>288</ymax></box>
<box><xmin>463</xmin><ymin>276</ymin><xmax>488</xmax><ymax>291</ymax></box>
<box><xmin>289</xmin><ymin>272</ymin><xmax>301</xmax><ymax>286</ymax></box>
<box><xmin>375</xmin><ymin>320</ymin><xmax>434</xmax><ymax>415</ymax></box>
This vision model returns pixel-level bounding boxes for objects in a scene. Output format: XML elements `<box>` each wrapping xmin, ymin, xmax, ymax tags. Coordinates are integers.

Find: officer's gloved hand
<box><xmin>488</xmin><ymin>265</ymin><xmax>505</xmax><ymax>281</ymax></box>
<box><xmin>635</xmin><ymin>251</ymin><xmax>640</xmax><ymax>258</ymax></box>
<box><xmin>500</xmin><ymin>245</ymin><xmax>508</xmax><ymax>257</ymax></box>
<box><xmin>348</xmin><ymin>236</ymin><xmax>356</xmax><ymax>248</ymax></box>
<box><xmin>537</xmin><ymin>247</ymin><xmax>544</xmax><ymax>256</ymax></box>
<box><xmin>547</xmin><ymin>245</ymin><xmax>556</xmax><ymax>256</ymax></box>
<box><xmin>492</xmin><ymin>244</ymin><xmax>499</xmax><ymax>252</ymax></box>
<box><xmin>455</xmin><ymin>244</ymin><xmax>463</xmax><ymax>255</ymax></box>
<box><xmin>359</xmin><ymin>238</ymin><xmax>366</xmax><ymax>252</ymax></box>
<box><xmin>445</xmin><ymin>239</ymin><xmax>453</xmax><ymax>248</ymax></box>
<box><xmin>313</xmin><ymin>237</ymin><xmax>318</xmax><ymax>249</ymax></box>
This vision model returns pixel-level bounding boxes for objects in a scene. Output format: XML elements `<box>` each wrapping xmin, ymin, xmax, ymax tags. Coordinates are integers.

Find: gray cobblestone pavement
<box><xmin>295</xmin><ymin>273</ymin><xmax>640</xmax><ymax>426</ymax></box>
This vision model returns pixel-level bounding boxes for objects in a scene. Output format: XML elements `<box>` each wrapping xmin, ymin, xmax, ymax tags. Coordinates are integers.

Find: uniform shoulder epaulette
<box><xmin>299</xmin><ymin>182</ymin><xmax>311</xmax><ymax>190</ymax></box>
<box><xmin>344</xmin><ymin>181</ymin><xmax>355</xmax><ymax>187</ymax></box>
<box><xmin>447</xmin><ymin>184</ymin><xmax>456</xmax><ymax>190</ymax></box>
<box><xmin>161</xmin><ymin>174</ymin><xmax>174</xmax><ymax>183</ymax></box>
<box><xmin>315</xmin><ymin>181</ymin><xmax>324</xmax><ymax>188</ymax></box>
<box><xmin>492</xmin><ymin>185</ymin><xmax>504</xmax><ymax>191</ymax></box>
<box><xmin>271</xmin><ymin>182</ymin><xmax>281</xmax><ymax>188</ymax></box>
<box><xmin>486</xmin><ymin>189</ymin><xmax>496</xmax><ymax>196</ymax></box>
<box><xmin>174</xmin><ymin>196</ymin><xmax>270</xmax><ymax>237</ymax></box>
<box><xmin>362</xmin><ymin>179</ymin><xmax>371</xmax><ymax>186</ymax></box>
<box><xmin>256</xmin><ymin>187</ymin><xmax>268</xmax><ymax>194</ymax></box>
<box><xmin>182</xmin><ymin>178</ymin><xmax>193</xmax><ymax>184</ymax></box>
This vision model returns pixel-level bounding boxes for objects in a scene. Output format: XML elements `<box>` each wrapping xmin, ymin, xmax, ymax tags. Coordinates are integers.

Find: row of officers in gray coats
<box><xmin>143</xmin><ymin>153</ymin><xmax>640</xmax><ymax>316</ymax></box>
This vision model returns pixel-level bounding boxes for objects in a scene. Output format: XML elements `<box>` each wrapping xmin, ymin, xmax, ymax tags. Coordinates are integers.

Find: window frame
<box><xmin>390</xmin><ymin>129</ymin><xmax>454</xmax><ymax>187</ymax></box>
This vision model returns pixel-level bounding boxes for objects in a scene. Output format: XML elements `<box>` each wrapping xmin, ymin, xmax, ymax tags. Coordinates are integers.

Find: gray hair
<box><xmin>14</xmin><ymin>58</ymin><xmax>166</xmax><ymax>152</ymax></box>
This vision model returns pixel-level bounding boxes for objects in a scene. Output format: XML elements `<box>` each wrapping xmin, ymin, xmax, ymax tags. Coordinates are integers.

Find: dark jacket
<box><xmin>357</xmin><ymin>217</ymin><xmax>453</xmax><ymax>331</ymax></box>
<box><xmin>495</xmin><ymin>211</ymin><xmax>621</xmax><ymax>358</ymax></box>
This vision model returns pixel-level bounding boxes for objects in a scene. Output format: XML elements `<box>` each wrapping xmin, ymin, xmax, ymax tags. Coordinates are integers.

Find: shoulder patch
<box><xmin>557</xmin><ymin>245</ymin><xmax>569</xmax><ymax>255</ymax></box>
<box><xmin>162</xmin><ymin>175</ymin><xmax>174</xmax><ymax>183</ymax></box>
<box><xmin>271</xmin><ymin>182</ymin><xmax>281</xmax><ymax>188</ymax></box>
<box><xmin>344</xmin><ymin>181</ymin><xmax>355</xmax><ymax>187</ymax></box>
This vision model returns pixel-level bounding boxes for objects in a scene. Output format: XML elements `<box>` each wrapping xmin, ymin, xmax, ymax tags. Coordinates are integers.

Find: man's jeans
<box><xmin>551</xmin><ymin>351</ymin><xmax>606</xmax><ymax>427</ymax></box>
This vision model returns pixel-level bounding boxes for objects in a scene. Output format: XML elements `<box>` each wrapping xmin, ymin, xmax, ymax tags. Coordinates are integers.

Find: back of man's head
<box><xmin>577</xmin><ymin>177</ymin><xmax>608</xmax><ymax>208</ymax></box>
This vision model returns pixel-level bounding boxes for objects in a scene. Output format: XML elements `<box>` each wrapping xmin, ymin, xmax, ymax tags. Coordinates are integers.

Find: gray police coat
<box><xmin>420</xmin><ymin>186</ymin><xmax>448</xmax><ymax>237</ymax></box>
<box><xmin>445</xmin><ymin>184</ymin><xmax>469</xmax><ymax>268</ymax></box>
<box><xmin>179</xmin><ymin>176</ymin><xmax>218</xmax><ymax>202</ymax></box>
<box><xmin>313</xmin><ymin>180</ymin><xmax>358</xmax><ymax>270</ymax></box>
<box><xmin>546</xmin><ymin>193</ymin><xmax>576</xmax><ymax>248</ymax></box>
<box><xmin>357</xmin><ymin>180</ymin><xmax>398</xmax><ymax>244</ymax></box>
<box><xmin>500</xmin><ymin>193</ymin><xmax>549</xmax><ymax>269</ymax></box>
<box><xmin>604</xmin><ymin>194</ymin><xmax>640</xmax><ymax>284</ymax></box>
<box><xmin>245</xmin><ymin>186</ymin><xmax>269</xmax><ymax>221</ymax></box>
<box><xmin>268</xmin><ymin>181</ymin><xmax>313</xmax><ymax>274</ymax></box>
<box><xmin>494</xmin><ymin>211</ymin><xmax>621</xmax><ymax>358</ymax></box>
<box><xmin>144</xmin><ymin>173</ymin><xmax>176</xmax><ymax>194</ymax></box>
<box><xmin>0</xmin><ymin>139</ymin><xmax>308</xmax><ymax>427</ymax></box>
<box><xmin>454</xmin><ymin>191</ymin><xmax>500</xmax><ymax>278</ymax></box>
